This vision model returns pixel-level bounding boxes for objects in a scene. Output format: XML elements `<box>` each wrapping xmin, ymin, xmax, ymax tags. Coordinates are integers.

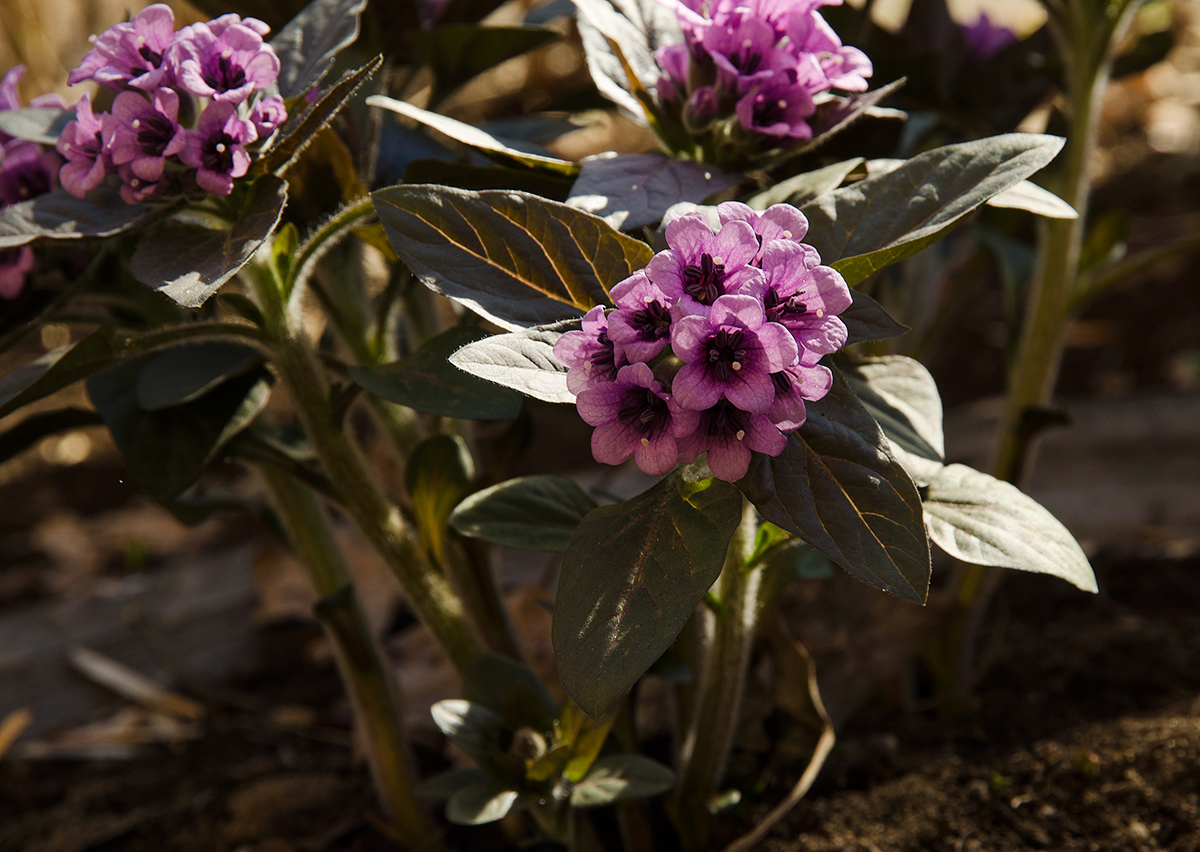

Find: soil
<box><xmin>1</xmin><ymin>548</ymin><xmax>1197</xmax><ymax>852</ymax></box>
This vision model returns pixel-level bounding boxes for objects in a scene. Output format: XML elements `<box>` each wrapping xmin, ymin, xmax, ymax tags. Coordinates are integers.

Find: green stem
<box><xmin>247</xmin><ymin>253</ymin><xmax>484</xmax><ymax>670</ymax></box>
<box><xmin>674</xmin><ymin>498</ymin><xmax>762</xmax><ymax>851</ymax></box>
<box><xmin>259</xmin><ymin>466</ymin><xmax>441</xmax><ymax>850</ymax></box>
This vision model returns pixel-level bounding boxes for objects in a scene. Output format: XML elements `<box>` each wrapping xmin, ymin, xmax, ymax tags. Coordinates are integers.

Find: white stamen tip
<box><xmin>731</xmin><ymin>361</ymin><xmax>742</xmax><ymax>371</ymax></box>
<box><xmin>816</xmin><ymin>309</ymin><xmax>824</xmax><ymax>318</ymax></box>
<box><xmin>641</xmin><ymin>438</ymin><xmax>650</xmax><ymax>447</ymax></box>
<box><xmin>713</xmin><ymin>256</ymin><xmax>724</xmax><ymax>265</ymax></box>
<box><xmin>216</xmin><ymin>143</ymin><xmax>227</xmax><ymax>153</ymax></box>
<box><xmin>736</xmin><ymin>429</ymin><xmax>746</xmax><ymax>441</ymax></box>
<box><xmin>131</xmin><ymin>119</ymin><xmax>140</xmax><ymax>128</ymax></box>
<box><xmin>782</xmin><ymin>229</ymin><xmax>792</xmax><ymax>238</ymax></box>
<box><xmin>742</xmin><ymin>39</ymin><xmax>753</xmax><ymax>48</ymax></box>
<box><xmin>777</xmin><ymin>99</ymin><xmax>788</xmax><ymax>110</ymax></box>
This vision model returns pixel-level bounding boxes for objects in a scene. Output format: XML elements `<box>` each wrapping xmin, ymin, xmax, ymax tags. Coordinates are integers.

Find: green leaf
<box><xmin>561</xmin><ymin>702</ymin><xmax>617</xmax><ymax>783</ymax></box>
<box><xmin>406</xmin><ymin>435</ymin><xmax>475</xmax><ymax>566</ymax></box>
<box><xmin>553</xmin><ymin>474</ymin><xmax>743</xmax><ymax>717</ymax></box>
<box><xmin>0</xmin><ymin>325</ymin><xmax>124</xmax><ymax>418</ymax></box>
<box><xmin>259</xmin><ymin>57</ymin><xmax>383</xmax><ymax>176</ymax></box>
<box><xmin>368</xmin><ymin>96</ymin><xmax>579</xmax><ymax>175</ymax></box>
<box><xmin>923</xmin><ymin>464</ymin><xmax>1097</xmax><ymax>593</ymax></box>
<box><xmin>371</xmin><ymin>185</ymin><xmax>650</xmax><ymax>330</ymax></box>
<box><xmin>462</xmin><ymin>653</ymin><xmax>557</xmax><ymax>733</ymax></box>
<box><xmin>0</xmin><ymin>408</ymin><xmax>103</xmax><ymax>467</ymax></box>
<box><xmin>418</xmin><ymin>25</ymin><xmax>559</xmax><ymax>99</ymax></box>
<box><xmin>414</xmin><ymin>768</ymin><xmax>489</xmax><ymax>801</ymax></box>
<box><xmin>130</xmin><ymin>176</ymin><xmax>288</xmax><ymax>307</ymax></box>
<box><xmin>87</xmin><ymin>361</ymin><xmax>272</xmax><ymax>500</ymax></box>
<box><xmin>0</xmin><ymin>187</ymin><xmax>162</xmax><ymax>249</ymax></box>
<box><xmin>135</xmin><ymin>342</ymin><xmax>264</xmax><ymax>411</ymax></box>
<box><xmin>566</xmin><ymin>153</ymin><xmax>739</xmax><ymax>230</ymax></box>
<box><xmin>800</xmin><ymin>134</ymin><xmax>1066</xmax><ymax>285</ymax></box>
<box><xmin>446</xmin><ymin>780</ymin><xmax>519</xmax><ymax>825</ymax></box>
<box><xmin>0</xmin><ymin>106</ymin><xmax>74</xmax><ymax>145</ymax></box>
<box><xmin>347</xmin><ymin>326</ymin><xmax>523</xmax><ymax>419</ymax></box>
<box><xmin>738</xmin><ymin>373</ymin><xmax>930</xmax><ymax>603</ymax></box>
<box><xmin>573</xmin><ymin>0</ymin><xmax>680</xmax><ymax>124</ymax></box>
<box><xmin>747</xmin><ymin>158</ymin><xmax>864</xmax><ymax>210</ymax></box>
<box><xmin>841</xmin><ymin>290</ymin><xmax>908</xmax><ymax>346</ymax></box>
<box><xmin>570</xmin><ymin>755</ymin><xmax>674</xmax><ymax>807</ymax></box>
<box><xmin>840</xmin><ymin>356</ymin><xmax>944</xmax><ymax>486</ymax></box>
<box><xmin>270</xmin><ymin>0</ymin><xmax>368</xmax><ymax>99</ymax></box>
<box><xmin>430</xmin><ymin>700</ymin><xmax>505</xmax><ymax>763</ymax></box>
<box><xmin>450</xmin><ymin>475</ymin><xmax>597</xmax><ymax>552</ymax></box>
<box><xmin>447</xmin><ymin>322</ymin><xmax>574</xmax><ymax>403</ymax></box>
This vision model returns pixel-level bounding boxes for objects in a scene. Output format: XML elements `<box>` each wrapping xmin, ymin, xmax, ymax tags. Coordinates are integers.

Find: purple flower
<box><xmin>785</xmin><ymin>9</ymin><xmax>872</xmax><ymax>92</ymax></box>
<box><xmin>0</xmin><ymin>246</ymin><xmax>35</xmax><ymax>300</ymax></box>
<box><xmin>647</xmin><ymin>215</ymin><xmax>764</xmax><ymax>313</ymax></box>
<box><xmin>759</xmin><ymin>239</ymin><xmax>851</xmax><ymax>358</ymax></box>
<box><xmin>655</xmin><ymin>43</ymin><xmax>690</xmax><ymax>106</ymax></box>
<box><xmin>180</xmin><ymin>100</ymin><xmax>256</xmax><ymax>195</ymax></box>
<box><xmin>0</xmin><ymin>66</ymin><xmax>21</xmax><ymax>113</ymax></box>
<box><xmin>0</xmin><ymin>141</ymin><xmax>59</xmax><ymax>206</ymax></box>
<box><xmin>766</xmin><ymin>361</ymin><xmax>832</xmax><ymax>431</ymax></box>
<box><xmin>69</xmin><ymin>3</ymin><xmax>177</xmax><ymax>91</ymax></box>
<box><xmin>735</xmin><ymin>73</ymin><xmax>817</xmax><ymax>140</ymax></box>
<box><xmin>552</xmin><ymin>305</ymin><xmax>628</xmax><ymax>394</ymax></box>
<box><xmin>249</xmin><ymin>94</ymin><xmax>287</xmax><ymax>137</ymax></box>
<box><xmin>961</xmin><ymin>13</ymin><xmax>1017</xmax><ymax>62</ymax></box>
<box><xmin>670</xmin><ymin>294</ymin><xmax>798</xmax><ymax>414</ymax></box>
<box><xmin>171</xmin><ymin>17</ymin><xmax>280</xmax><ymax>103</ymax></box>
<box><xmin>56</xmin><ymin>92</ymin><xmax>112</xmax><ymax>199</ymax></box>
<box><xmin>107</xmin><ymin>88</ymin><xmax>186</xmax><ymax>183</ymax></box>
<box><xmin>576</xmin><ymin>363</ymin><xmax>697</xmax><ymax>476</ymax></box>
<box><xmin>718</xmin><ymin>201</ymin><xmax>810</xmax><ymax>248</ymax></box>
<box><xmin>607</xmin><ymin>271</ymin><xmax>675</xmax><ymax>362</ymax></box>
<box><xmin>677</xmin><ymin>399</ymin><xmax>786</xmax><ymax>481</ymax></box>
<box><xmin>700</xmin><ymin>15</ymin><xmax>795</xmax><ymax>95</ymax></box>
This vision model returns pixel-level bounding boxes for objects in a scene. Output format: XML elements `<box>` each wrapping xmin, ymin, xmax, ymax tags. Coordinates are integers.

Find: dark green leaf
<box><xmin>418</xmin><ymin>25</ymin><xmax>559</xmax><ymax>99</ymax></box>
<box><xmin>462</xmin><ymin>653</ymin><xmax>557</xmax><ymax>732</ymax></box>
<box><xmin>270</xmin><ymin>0</ymin><xmax>368</xmax><ymax>99</ymax></box>
<box><xmin>218</xmin><ymin>293</ymin><xmax>267</xmax><ymax>326</ymax></box>
<box><xmin>347</xmin><ymin>326</ymin><xmax>523</xmax><ymax>419</ymax></box>
<box><xmin>840</xmin><ymin>289</ymin><xmax>908</xmax><ymax>345</ymax></box>
<box><xmin>450</xmin><ymin>475</ymin><xmax>598</xmax><ymax>552</ymax></box>
<box><xmin>0</xmin><ymin>106</ymin><xmax>74</xmax><ymax>145</ymax></box>
<box><xmin>566</xmin><ymin>153</ymin><xmax>739</xmax><ymax>230</ymax></box>
<box><xmin>135</xmin><ymin>342</ymin><xmax>264</xmax><ymax>411</ymax></box>
<box><xmin>371</xmin><ymin>185</ymin><xmax>650</xmax><ymax>330</ymax></box>
<box><xmin>430</xmin><ymin>699</ymin><xmax>505</xmax><ymax>763</ymax></box>
<box><xmin>404</xmin><ymin>159</ymin><xmax>575</xmax><ymax>200</ymax></box>
<box><xmin>259</xmin><ymin>58</ymin><xmax>383</xmax><ymax>176</ymax></box>
<box><xmin>840</xmin><ymin>356</ymin><xmax>944</xmax><ymax>486</ymax></box>
<box><xmin>800</xmin><ymin>134</ymin><xmax>1066</xmax><ymax>285</ymax></box>
<box><xmin>0</xmin><ymin>188</ymin><xmax>161</xmax><ymax>249</ymax></box>
<box><xmin>553</xmin><ymin>474</ymin><xmax>743</xmax><ymax>717</ymax></box>
<box><xmin>447</xmin><ymin>322</ymin><xmax>574</xmax><ymax>403</ymax></box>
<box><xmin>406</xmin><ymin>434</ymin><xmax>475</xmax><ymax>565</ymax></box>
<box><xmin>1079</xmin><ymin>209</ymin><xmax>1129</xmax><ymax>276</ymax></box>
<box><xmin>87</xmin><ymin>362</ymin><xmax>272</xmax><ymax>500</ymax></box>
<box><xmin>737</xmin><ymin>374</ymin><xmax>930</xmax><ymax>603</ymax></box>
<box><xmin>747</xmin><ymin>158</ymin><xmax>864</xmax><ymax>210</ymax></box>
<box><xmin>0</xmin><ymin>325</ymin><xmax>124</xmax><ymax>418</ymax></box>
<box><xmin>0</xmin><ymin>407</ymin><xmax>103</xmax><ymax>467</ymax></box>
<box><xmin>130</xmin><ymin>176</ymin><xmax>288</xmax><ymax>307</ymax></box>
<box><xmin>806</xmin><ymin>79</ymin><xmax>905</xmax><ymax>141</ymax></box>
<box><xmin>368</xmin><ymin>96</ymin><xmax>579</xmax><ymax>175</ymax></box>
<box><xmin>414</xmin><ymin>768</ymin><xmax>489</xmax><ymax>801</ymax></box>
<box><xmin>769</xmin><ymin>540</ymin><xmax>835</xmax><ymax>585</ymax></box>
<box><xmin>445</xmin><ymin>780</ymin><xmax>519</xmax><ymax>825</ymax></box>
<box><xmin>570</xmin><ymin>755</ymin><xmax>674</xmax><ymax>807</ymax></box>
<box><xmin>923</xmin><ymin>464</ymin><xmax>1096</xmax><ymax>593</ymax></box>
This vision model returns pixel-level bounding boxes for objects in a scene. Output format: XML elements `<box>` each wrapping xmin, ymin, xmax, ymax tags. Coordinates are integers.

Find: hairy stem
<box><xmin>259</xmin><ymin>466</ymin><xmax>441</xmax><ymax>850</ymax></box>
<box><xmin>674</xmin><ymin>498</ymin><xmax>762</xmax><ymax>850</ymax></box>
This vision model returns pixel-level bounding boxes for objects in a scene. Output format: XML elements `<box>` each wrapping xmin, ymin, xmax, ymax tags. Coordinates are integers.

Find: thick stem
<box><xmin>674</xmin><ymin>499</ymin><xmax>762</xmax><ymax>850</ymax></box>
<box><xmin>259</xmin><ymin>466</ymin><xmax>441</xmax><ymax>850</ymax></box>
<box><xmin>248</xmin><ymin>254</ymin><xmax>484</xmax><ymax>670</ymax></box>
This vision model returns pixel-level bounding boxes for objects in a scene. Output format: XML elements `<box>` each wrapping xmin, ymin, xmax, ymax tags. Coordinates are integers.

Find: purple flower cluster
<box><xmin>554</xmin><ymin>202</ymin><xmax>851</xmax><ymax>482</ymax></box>
<box><xmin>57</xmin><ymin>4</ymin><xmax>286</xmax><ymax>203</ymax></box>
<box><xmin>655</xmin><ymin>0</ymin><xmax>871</xmax><ymax>156</ymax></box>
<box><xmin>1</xmin><ymin>66</ymin><xmax>64</xmax><ymax>299</ymax></box>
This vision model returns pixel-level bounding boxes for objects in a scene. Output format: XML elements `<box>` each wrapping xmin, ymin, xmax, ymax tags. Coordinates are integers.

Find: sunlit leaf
<box><xmin>450</xmin><ymin>475</ymin><xmax>598</xmax><ymax>552</ymax></box>
<box><xmin>0</xmin><ymin>188</ymin><xmax>162</xmax><ymax>249</ymax></box>
<box><xmin>406</xmin><ymin>434</ymin><xmax>475</xmax><ymax>566</ymax></box>
<box><xmin>446</xmin><ymin>780</ymin><xmax>519</xmax><ymax>825</ymax></box>
<box><xmin>747</xmin><ymin>158</ymin><xmax>864</xmax><ymax>210</ymax></box>
<box><xmin>986</xmin><ymin>180</ymin><xmax>1077</xmax><ymax>219</ymax></box>
<box><xmin>372</xmin><ymin>185</ymin><xmax>650</xmax><ymax>330</ymax></box>
<box><xmin>570</xmin><ymin>755</ymin><xmax>675</xmax><ymax>807</ymax></box>
<box><xmin>567</xmin><ymin>153</ymin><xmax>739</xmax><ymax>230</ymax></box>
<box><xmin>0</xmin><ymin>106</ymin><xmax>73</xmax><ymax>145</ymax></box>
<box><xmin>924</xmin><ymin>464</ymin><xmax>1097</xmax><ymax>593</ymax></box>
<box><xmin>573</xmin><ymin>0</ymin><xmax>680</xmax><ymax>123</ymax></box>
<box><xmin>448</xmin><ymin>322</ymin><xmax>574</xmax><ymax>403</ymax></box>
